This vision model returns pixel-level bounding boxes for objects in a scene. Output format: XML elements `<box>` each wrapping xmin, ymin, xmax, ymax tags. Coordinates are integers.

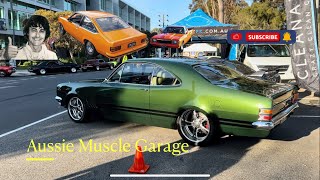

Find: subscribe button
<box><xmin>227</xmin><ymin>30</ymin><xmax>296</xmax><ymax>44</ymax></box>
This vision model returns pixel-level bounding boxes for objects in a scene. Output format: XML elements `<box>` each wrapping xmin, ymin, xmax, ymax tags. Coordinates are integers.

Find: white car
<box><xmin>238</xmin><ymin>44</ymin><xmax>295</xmax><ymax>83</ymax></box>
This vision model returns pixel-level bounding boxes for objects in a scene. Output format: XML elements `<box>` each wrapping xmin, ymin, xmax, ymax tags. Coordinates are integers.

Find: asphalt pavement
<box><xmin>0</xmin><ymin>70</ymin><xmax>319</xmax><ymax>180</ymax></box>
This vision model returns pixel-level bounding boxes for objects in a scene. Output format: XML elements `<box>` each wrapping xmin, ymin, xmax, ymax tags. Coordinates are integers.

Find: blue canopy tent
<box><xmin>172</xmin><ymin>9</ymin><xmax>239</xmax><ymax>60</ymax></box>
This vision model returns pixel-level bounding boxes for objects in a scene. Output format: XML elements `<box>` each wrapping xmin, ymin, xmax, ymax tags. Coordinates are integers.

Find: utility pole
<box><xmin>9</xmin><ymin>0</ymin><xmax>15</xmax><ymax>45</ymax></box>
<box><xmin>158</xmin><ymin>14</ymin><xmax>169</xmax><ymax>28</ymax></box>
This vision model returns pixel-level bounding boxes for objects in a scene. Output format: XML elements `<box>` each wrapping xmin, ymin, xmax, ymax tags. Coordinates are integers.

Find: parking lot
<box><xmin>0</xmin><ymin>70</ymin><xmax>319</xmax><ymax>180</ymax></box>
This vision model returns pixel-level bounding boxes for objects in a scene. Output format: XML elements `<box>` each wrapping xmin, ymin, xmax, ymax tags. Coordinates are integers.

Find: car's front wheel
<box><xmin>67</xmin><ymin>96</ymin><xmax>90</xmax><ymax>123</ymax></box>
<box><xmin>85</xmin><ymin>41</ymin><xmax>98</xmax><ymax>57</ymax></box>
<box><xmin>59</xmin><ymin>23</ymin><xmax>66</xmax><ymax>36</ymax></box>
<box><xmin>39</xmin><ymin>69</ymin><xmax>46</xmax><ymax>75</ymax></box>
<box><xmin>177</xmin><ymin>109</ymin><xmax>219</xmax><ymax>146</ymax></box>
<box><xmin>70</xmin><ymin>67</ymin><xmax>77</xmax><ymax>73</ymax></box>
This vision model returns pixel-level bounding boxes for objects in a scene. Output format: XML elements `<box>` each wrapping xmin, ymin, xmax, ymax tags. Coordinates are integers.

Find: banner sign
<box><xmin>227</xmin><ymin>30</ymin><xmax>296</xmax><ymax>44</ymax></box>
<box><xmin>285</xmin><ymin>0</ymin><xmax>320</xmax><ymax>93</ymax></box>
<box><xmin>189</xmin><ymin>26</ymin><xmax>239</xmax><ymax>37</ymax></box>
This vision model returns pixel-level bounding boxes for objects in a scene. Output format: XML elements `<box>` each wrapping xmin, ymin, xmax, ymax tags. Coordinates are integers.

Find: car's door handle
<box><xmin>140</xmin><ymin>88</ymin><xmax>149</xmax><ymax>92</ymax></box>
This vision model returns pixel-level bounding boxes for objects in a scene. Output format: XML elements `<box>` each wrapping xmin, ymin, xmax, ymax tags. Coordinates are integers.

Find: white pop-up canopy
<box><xmin>183</xmin><ymin>43</ymin><xmax>217</xmax><ymax>53</ymax></box>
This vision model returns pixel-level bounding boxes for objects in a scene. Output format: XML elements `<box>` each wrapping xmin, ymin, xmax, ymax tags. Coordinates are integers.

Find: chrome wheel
<box><xmin>178</xmin><ymin>110</ymin><xmax>210</xmax><ymax>144</ymax></box>
<box><xmin>95</xmin><ymin>66</ymin><xmax>100</xmax><ymax>71</ymax></box>
<box><xmin>86</xmin><ymin>41</ymin><xmax>95</xmax><ymax>55</ymax></box>
<box><xmin>71</xmin><ymin>67</ymin><xmax>77</xmax><ymax>73</ymax></box>
<box><xmin>40</xmin><ymin>69</ymin><xmax>46</xmax><ymax>75</ymax></box>
<box><xmin>0</xmin><ymin>71</ymin><xmax>5</xmax><ymax>76</ymax></box>
<box><xmin>68</xmin><ymin>97</ymin><xmax>84</xmax><ymax>121</ymax></box>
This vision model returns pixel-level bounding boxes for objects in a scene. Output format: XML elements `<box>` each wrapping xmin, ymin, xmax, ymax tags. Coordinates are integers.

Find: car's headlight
<box><xmin>172</xmin><ymin>40</ymin><xmax>178</xmax><ymax>44</ymax></box>
<box><xmin>152</xmin><ymin>39</ymin><xmax>157</xmax><ymax>42</ymax></box>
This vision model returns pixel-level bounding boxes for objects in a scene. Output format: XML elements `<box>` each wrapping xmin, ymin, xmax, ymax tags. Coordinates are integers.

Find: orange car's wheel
<box><xmin>85</xmin><ymin>41</ymin><xmax>98</xmax><ymax>57</ymax></box>
<box><xmin>59</xmin><ymin>23</ymin><xmax>66</xmax><ymax>36</ymax></box>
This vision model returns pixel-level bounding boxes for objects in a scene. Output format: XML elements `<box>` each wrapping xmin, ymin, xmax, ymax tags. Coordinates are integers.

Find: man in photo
<box><xmin>0</xmin><ymin>15</ymin><xmax>57</xmax><ymax>61</ymax></box>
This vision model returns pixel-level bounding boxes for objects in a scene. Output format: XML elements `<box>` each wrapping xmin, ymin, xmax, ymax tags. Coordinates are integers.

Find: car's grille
<box><xmin>156</xmin><ymin>39</ymin><xmax>172</xmax><ymax>44</ymax></box>
<box><xmin>257</xmin><ymin>65</ymin><xmax>289</xmax><ymax>73</ymax></box>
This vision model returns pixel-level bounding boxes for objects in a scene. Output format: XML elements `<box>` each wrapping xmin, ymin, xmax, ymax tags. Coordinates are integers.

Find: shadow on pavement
<box><xmin>57</xmin><ymin>136</ymin><xmax>260</xmax><ymax>180</ymax></box>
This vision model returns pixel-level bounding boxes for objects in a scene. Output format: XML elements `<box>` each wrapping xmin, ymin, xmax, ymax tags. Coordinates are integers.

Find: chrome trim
<box><xmin>55</xmin><ymin>96</ymin><xmax>62</xmax><ymax>104</ymax></box>
<box><xmin>252</xmin><ymin>103</ymin><xmax>299</xmax><ymax>130</ymax></box>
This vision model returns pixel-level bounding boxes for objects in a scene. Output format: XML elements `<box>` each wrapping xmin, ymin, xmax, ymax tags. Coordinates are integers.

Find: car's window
<box><xmin>151</xmin><ymin>67</ymin><xmax>180</xmax><ymax>86</ymax></box>
<box><xmin>69</xmin><ymin>13</ymin><xmax>83</xmax><ymax>25</ymax></box>
<box><xmin>98</xmin><ymin>60</ymin><xmax>104</xmax><ymax>63</ymax></box>
<box><xmin>81</xmin><ymin>16</ymin><xmax>97</xmax><ymax>33</ymax></box>
<box><xmin>119</xmin><ymin>63</ymin><xmax>154</xmax><ymax>85</ymax></box>
<box><xmin>95</xmin><ymin>17</ymin><xmax>129</xmax><ymax>32</ymax></box>
<box><xmin>247</xmin><ymin>44</ymin><xmax>290</xmax><ymax>57</ymax></box>
<box><xmin>47</xmin><ymin>62</ymin><xmax>58</xmax><ymax>66</ymax></box>
<box><xmin>163</xmin><ymin>27</ymin><xmax>185</xmax><ymax>34</ymax></box>
<box><xmin>108</xmin><ymin>64</ymin><xmax>124</xmax><ymax>82</ymax></box>
<box><xmin>194</xmin><ymin>65</ymin><xmax>243</xmax><ymax>82</ymax></box>
<box><xmin>224</xmin><ymin>61</ymin><xmax>255</xmax><ymax>75</ymax></box>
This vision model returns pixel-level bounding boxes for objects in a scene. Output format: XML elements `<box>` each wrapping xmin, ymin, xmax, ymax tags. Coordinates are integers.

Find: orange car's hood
<box><xmin>102</xmin><ymin>28</ymin><xmax>146</xmax><ymax>42</ymax></box>
<box><xmin>153</xmin><ymin>33</ymin><xmax>184</xmax><ymax>40</ymax></box>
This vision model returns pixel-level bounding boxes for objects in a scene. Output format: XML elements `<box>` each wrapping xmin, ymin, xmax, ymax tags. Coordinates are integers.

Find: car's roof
<box><xmin>76</xmin><ymin>11</ymin><xmax>114</xmax><ymax>18</ymax></box>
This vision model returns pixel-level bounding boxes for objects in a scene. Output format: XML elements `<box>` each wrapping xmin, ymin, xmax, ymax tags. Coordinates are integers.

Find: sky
<box><xmin>123</xmin><ymin>0</ymin><xmax>253</xmax><ymax>30</ymax></box>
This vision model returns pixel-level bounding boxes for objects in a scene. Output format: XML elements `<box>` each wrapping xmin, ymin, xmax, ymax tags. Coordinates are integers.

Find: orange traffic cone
<box><xmin>128</xmin><ymin>146</ymin><xmax>150</xmax><ymax>174</ymax></box>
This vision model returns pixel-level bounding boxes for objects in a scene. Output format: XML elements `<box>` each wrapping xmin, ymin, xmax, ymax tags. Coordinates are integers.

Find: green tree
<box><xmin>34</xmin><ymin>10</ymin><xmax>83</xmax><ymax>62</ymax></box>
<box><xmin>231</xmin><ymin>0</ymin><xmax>285</xmax><ymax>30</ymax></box>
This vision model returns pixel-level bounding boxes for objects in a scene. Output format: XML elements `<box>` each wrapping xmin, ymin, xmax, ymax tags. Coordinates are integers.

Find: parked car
<box><xmin>0</xmin><ymin>62</ymin><xmax>15</xmax><ymax>77</ymax></box>
<box><xmin>150</xmin><ymin>25</ymin><xmax>195</xmax><ymax>50</ymax></box>
<box><xmin>28</xmin><ymin>60</ymin><xmax>80</xmax><ymax>75</ymax></box>
<box><xmin>58</xmin><ymin>11</ymin><xmax>148</xmax><ymax>58</ymax></box>
<box><xmin>55</xmin><ymin>58</ymin><xmax>299</xmax><ymax>146</ymax></box>
<box><xmin>81</xmin><ymin>59</ymin><xmax>114</xmax><ymax>71</ymax></box>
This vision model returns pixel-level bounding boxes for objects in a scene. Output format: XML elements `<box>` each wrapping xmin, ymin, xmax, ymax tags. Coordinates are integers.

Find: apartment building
<box><xmin>0</xmin><ymin>0</ymin><xmax>151</xmax><ymax>47</ymax></box>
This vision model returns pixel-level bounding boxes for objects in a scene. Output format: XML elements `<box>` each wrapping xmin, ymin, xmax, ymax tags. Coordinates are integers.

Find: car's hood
<box><xmin>215</xmin><ymin>77</ymin><xmax>293</xmax><ymax>98</ymax></box>
<box><xmin>152</xmin><ymin>33</ymin><xmax>184</xmax><ymax>40</ymax></box>
<box><xmin>102</xmin><ymin>28</ymin><xmax>146</xmax><ymax>42</ymax></box>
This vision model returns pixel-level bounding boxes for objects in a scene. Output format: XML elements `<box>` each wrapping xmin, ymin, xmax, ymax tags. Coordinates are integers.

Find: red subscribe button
<box><xmin>246</xmin><ymin>32</ymin><xmax>280</xmax><ymax>42</ymax></box>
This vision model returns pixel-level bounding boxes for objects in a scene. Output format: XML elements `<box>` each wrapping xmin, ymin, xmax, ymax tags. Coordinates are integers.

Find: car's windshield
<box><xmin>247</xmin><ymin>44</ymin><xmax>290</xmax><ymax>57</ymax></box>
<box><xmin>163</xmin><ymin>27</ymin><xmax>185</xmax><ymax>34</ymax></box>
<box><xmin>225</xmin><ymin>61</ymin><xmax>256</xmax><ymax>75</ymax></box>
<box><xmin>95</xmin><ymin>17</ymin><xmax>129</xmax><ymax>32</ymax></box>
<box><xmin>194</xmin><ymin>64</ymin><xmax>243</xmax><ymax>82</ymax></box>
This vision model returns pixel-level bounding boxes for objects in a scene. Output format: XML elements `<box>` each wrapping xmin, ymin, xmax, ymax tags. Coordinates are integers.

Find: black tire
<box><xmin>4</xmin><ymin>73</ymin><xmax>12</xmax><ymax>77</ymax></box>
<box><xmin>59</xmin><ymin>23</ymin><xmax>66</xmax><ymax>36</ymax></box>
<box><xmin>85</xmin><ymin>41</ymin><xmax>98</xmax><ymax>57</ymax></box>
<box><xmin>82</xmin><ymin>68</ymin><xmax>87</xmax><ymax>72</ymax></box>
<box><xmin>177</xmin><ymin>109</ymin><xmax>220</xmax><ymax>146</ymax></box>
<box><xmin>67</xmin><ymin>96</ymin><xmax>90</xmax><ymax>123</ymax></box>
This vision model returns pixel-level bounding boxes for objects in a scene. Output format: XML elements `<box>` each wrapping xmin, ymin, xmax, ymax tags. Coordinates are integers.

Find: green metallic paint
<box><xmin>56</xmin><ymin>58</ymin><xmax>294</xmax><ymax>138</ymax></box>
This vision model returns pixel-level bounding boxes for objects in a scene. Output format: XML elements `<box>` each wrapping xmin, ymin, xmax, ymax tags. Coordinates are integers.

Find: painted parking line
<box><xmin>0</xmin><ymin>110</ymin><xmax>67</xmax><ymax>139</ymax></box>
<box><xmin>0</xmin><ymin>86</ymin><xmax>17</xmax><ymax>89</ymax></box>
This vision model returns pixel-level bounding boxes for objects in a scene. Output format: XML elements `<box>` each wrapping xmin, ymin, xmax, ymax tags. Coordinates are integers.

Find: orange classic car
<box><xmin>150</xmin><ymin>26</ymin><xmax>195</xmax><ymax>50</ymax></box>
<box><xmin>58</xmin><ymin>11</ymin><xmax>148</xmax><ymax>58</ymax></box>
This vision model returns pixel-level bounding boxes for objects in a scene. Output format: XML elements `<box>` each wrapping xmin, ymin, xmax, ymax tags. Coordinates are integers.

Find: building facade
<box><xmin>0</xmin><ymin>0</ymin><xmax>150</xmax><ymax>48</ymax></box>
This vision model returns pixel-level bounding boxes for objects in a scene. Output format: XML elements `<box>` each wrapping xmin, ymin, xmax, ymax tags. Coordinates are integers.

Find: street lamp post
<box><xmin>158</xmin><ymin>14</ymin><xmax>169</xmax><ymax>28</ymax></box>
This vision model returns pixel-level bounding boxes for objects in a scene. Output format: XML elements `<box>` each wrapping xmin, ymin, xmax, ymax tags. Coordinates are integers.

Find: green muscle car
<box><xmin>55</xmin><ymin>58</ymin><xmax>299</xmax><ymax>146</ymax></box>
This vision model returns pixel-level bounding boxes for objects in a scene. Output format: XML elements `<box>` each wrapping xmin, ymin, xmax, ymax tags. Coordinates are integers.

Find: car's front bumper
<box><xmin>252</xmin><ymin>102</ymin><xmax>299</xmax><ymax>130</ymax></box>
<box><xmin>55</xmin><ymin>96</ymin><xmax>62</xmax><ymax>105</ymax></box>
